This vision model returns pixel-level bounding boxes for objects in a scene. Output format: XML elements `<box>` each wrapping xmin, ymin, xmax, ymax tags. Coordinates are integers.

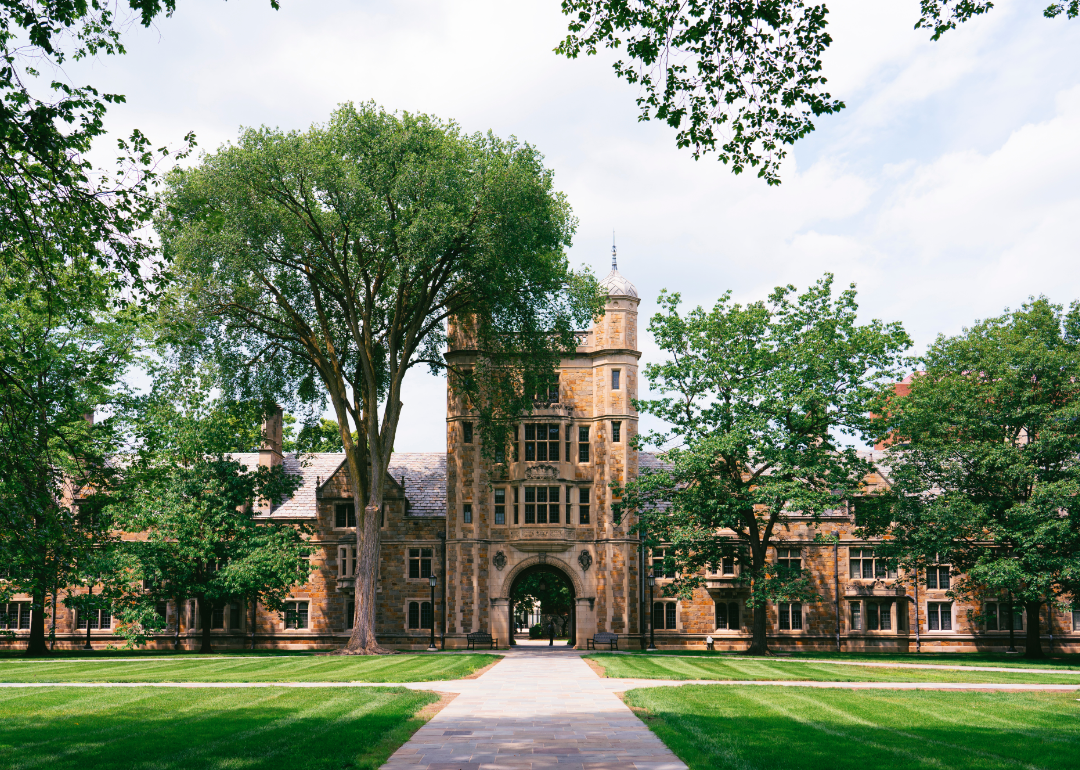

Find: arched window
<box><xmin>408</xmin><ymin>601</ymin><xmax>432</xmax><ymax>630</ymax></box>
<box><xmin>716</xmin><ymin>601</ymin><xmax>740</xmax><ymax>630</ymax></box>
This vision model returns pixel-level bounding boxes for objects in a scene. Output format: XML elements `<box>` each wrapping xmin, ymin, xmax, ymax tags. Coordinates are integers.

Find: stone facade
<box><xmin>6</xmin><ymin>260</ymin><xmax>1079</xmax><ymax>653</ymax></box>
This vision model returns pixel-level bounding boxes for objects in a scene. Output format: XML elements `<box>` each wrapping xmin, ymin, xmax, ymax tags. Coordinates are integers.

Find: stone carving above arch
<box><xmin>498</xmin><ymin>553</ymin><xmax>585</xmax><ymax>599</ymax></box>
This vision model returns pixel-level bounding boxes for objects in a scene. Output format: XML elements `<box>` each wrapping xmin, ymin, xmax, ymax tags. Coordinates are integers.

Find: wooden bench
<box><xmin>586</xmin><ymin>632</ymin><xmax>619</xmax><ymax>650</ymax></box>
<box><xmin>466</xmin><ymin>631</ymin><xmax>497</xmax><ymax>650</ymax></box>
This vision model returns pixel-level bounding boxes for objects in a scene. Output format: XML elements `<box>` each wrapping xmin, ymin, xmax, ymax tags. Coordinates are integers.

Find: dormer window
<box><xmin>335</xmin><ymin>503</ymin><xmax>356</xmax><ymax>528</ymax></box>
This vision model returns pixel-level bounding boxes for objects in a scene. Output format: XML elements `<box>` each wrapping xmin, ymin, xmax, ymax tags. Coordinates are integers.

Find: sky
<box><xmin>64</xmin><ymin>0</ymin><xmax>1080</xmax><ymax>451</ymax></box>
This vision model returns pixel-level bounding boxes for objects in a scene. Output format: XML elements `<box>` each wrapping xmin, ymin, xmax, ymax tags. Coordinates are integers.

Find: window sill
<box><xmin>848</xmin><ymin>630</ymin><xmax>908</xmax><ymax>635</ymax></box>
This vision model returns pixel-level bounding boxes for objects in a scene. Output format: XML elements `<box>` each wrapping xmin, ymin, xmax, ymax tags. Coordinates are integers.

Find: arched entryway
<box><xmin>508</xmin><ymin>564</ymin><xmax>576</xmax><ymax>646</ymax></box>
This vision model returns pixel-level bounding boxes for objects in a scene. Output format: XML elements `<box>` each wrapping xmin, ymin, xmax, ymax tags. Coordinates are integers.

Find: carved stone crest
<box><xmin>493</xmin><ymin>551</ymin><xmax>507</xmax><ymax>571</ymax></box>
<box><xmin>525</xmin><ymin>464</ymin><xmax>559</xmax><ymax>480</ymax></box>
<box><xmin>578</xmin><ymin>550</ymin><xmax>593</xmax><ymax>572</ymax></box>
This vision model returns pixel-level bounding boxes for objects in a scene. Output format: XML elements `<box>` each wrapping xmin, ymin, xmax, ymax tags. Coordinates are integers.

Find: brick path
<box><xmin>381</xmin><ymin>641</ymin><xmax>687</xmax><ymax>770</ymax></box>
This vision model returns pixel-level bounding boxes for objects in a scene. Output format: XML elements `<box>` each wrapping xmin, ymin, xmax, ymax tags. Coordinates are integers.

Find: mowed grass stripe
<box><xmin>155</xmin><ymin>687</ymin><xmax>368</xmax><ymax>767</ymax></box>
<box><xmin>588</xmin><ymin>654</ymin><xmax>1080</xmax><ymax>683</ymax></box>
<box><xmin>0</xmin><ymin>686</ymin><xmax>437</xmax><ymax>770</ymax></box>
<box><xmin>624</xmin><ymin>686</ymin><xmax>1079</xmax><ymax>770</ymax></box>
<box><xmin>0</xmin><ymin>653</ymin><xmax>498</xmax><ymax>682</ymax></box>
<box><xmin>616</xmin><ymin>651</ymin><xmax>1080</xmax><ymax>670</ymax></box>
<box><xmin>737</xmin><ymin>687</ymin><xmax>957</xmax><ymax>770</ymax></box>
<box><xmin>0</xmin><ymin>687</ymin><xmax>297</xmax><ymax>766</ymax></box>
<box><xmin>773</xmin><ymin>688</ymin><xmax>1044</xmax><ymax>770</ymax></box>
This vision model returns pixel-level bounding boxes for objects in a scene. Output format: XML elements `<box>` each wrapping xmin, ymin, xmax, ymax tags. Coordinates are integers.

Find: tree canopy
<box><xmin>863</xmin><ymin>298</ymin><xmax>1080</xmax><ymax>659</ymax></box>
<box><xmin>615</xmin><ymin>275</ymin><xmax>910</xmax><ymax>653</ymax></box>
<box><xmin>0</xmin><ymin>258</ymin><xmax>134</xmax><ymax>654</ymax></box>
<box><xmin>557</xmin><ymin>0</ymin><xmax>1077</xmax><ymax>184</ymax></box>
<box><xmin>157</xmin><ymin>102</ymin><xmax>602</xmax><ymax>652</ymax></box>
<box><xmin>111</xmin><ymin>366</ymin><xmax>310</xmax><ymax>652</ymax></box>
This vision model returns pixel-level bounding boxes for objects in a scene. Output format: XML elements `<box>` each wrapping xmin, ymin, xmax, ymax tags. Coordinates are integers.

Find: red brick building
<box><xmin>6</xmin><ymin>256</ymin><xmax>1078</xmax><ymax>653</ymax></box>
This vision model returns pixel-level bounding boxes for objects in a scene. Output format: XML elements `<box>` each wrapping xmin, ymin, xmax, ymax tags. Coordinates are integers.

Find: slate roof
<box><xmin>240</xmin><ymin>451</ymin><xmax>447</xmax><ymax>519</ymax></box>
<box><xmin>638</xmin><ymin>452</ymin><xmax>671</xmax><ymax>472</ymax></box>
<box><xmin>242</xmin><ymin>451</ymin><xmax>688</xmax><ymax>519</ymax></box>
<box><xmin>387</xmin><ymin>453</ymin><xmax>447</xmax><ymax>517</ymax></box>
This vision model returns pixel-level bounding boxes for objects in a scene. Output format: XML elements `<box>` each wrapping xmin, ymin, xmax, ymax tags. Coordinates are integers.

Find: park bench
<box><xmin>586</xmin><ymin>632</ymin><xmax>619</xmax><ymax>650</ymax></box>
<box><xmin>466</xmin><ymin>631</ymin><xmax>497</xmax><ymax>650</ymax></box>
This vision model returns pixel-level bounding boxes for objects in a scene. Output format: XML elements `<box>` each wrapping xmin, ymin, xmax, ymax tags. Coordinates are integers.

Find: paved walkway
<box><xmin>5</xmin><ymin>644</ymin><xmax>1080</xmax><ymax>770</ymax></box>
<box><xmin>381</xmin><ymin>642</ymin><xmax>686</xmax><ymax>770</ymax></box>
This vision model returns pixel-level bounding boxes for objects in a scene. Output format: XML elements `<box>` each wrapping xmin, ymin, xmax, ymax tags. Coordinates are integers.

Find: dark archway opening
<box><xmin>508</xmin><ymin>565</ymin><xmax>576</xmax><ymax>646</ymax></box>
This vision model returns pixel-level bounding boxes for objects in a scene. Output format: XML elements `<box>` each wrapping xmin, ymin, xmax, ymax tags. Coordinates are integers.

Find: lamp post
<box><xmin>647</xmin><ymin>572</ymin><xmax>657</xmax><ymax>650</ymax></box>
<box><xmin>428</xmin><ymin>574</ymin><xmax>438</xmax><ymax>652</ymax></box>
<box><xmin>1007</xmin><ymin>589</ymin><xmax>1017</xmax><ymax>653</ymax></box>
<box><xmin>82</xmin><ymin>584</ymin><xmax>94</xmax><ymax>651</ymax></box>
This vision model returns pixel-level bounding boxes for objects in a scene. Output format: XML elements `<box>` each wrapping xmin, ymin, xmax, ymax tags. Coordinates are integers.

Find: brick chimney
<box><xmin>256</xmin><ymin>406</ymin><xmax>283</xmax><ymax>515</ymax></box>
<box><xmin>259</xmin><ymin>405</ymin><xmax>283</xmax><ymax>469</ymax></box>
<box><xmin>874</xmin><ymin>374</ymin><xmax>917</xmax><ymax>450</ymax></box>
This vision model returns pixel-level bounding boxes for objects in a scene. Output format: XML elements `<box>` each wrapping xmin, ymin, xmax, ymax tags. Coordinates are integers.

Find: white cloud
<box><xmin>54</xmin><ymin>0</ymin><xmax>1080</xmax><ymax>450</ymax></box>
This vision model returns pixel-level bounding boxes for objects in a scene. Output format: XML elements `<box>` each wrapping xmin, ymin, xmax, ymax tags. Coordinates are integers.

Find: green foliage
<box><xmin>617</xmin><ymin>275</ymin><xmax>909</xmax><ymax>652</ymax></box>
<box><xmin>864</xmin><ymin>298</ymin><xmax>1080</xmax><ymax>657</ymax></box>
<box><xmin>110</xmin><ymin>365</ymin><xmax>311</xmax><ymax>649</ymax></box>
<box><xmin>512</xmin><ymin>570</ymin><xmax>573</xmax><ymax>616</ymax></box>
<box><xmin>1044</xmin><ymin>0</ymin><xmax>1080</xmax><ymax>19</ymax></box>
<box><xmin>0</xmin><ymin>0</ymin><xmax>250</xmax><ymax>298</ymax></box>
<box><xmin>557</xmin><ymin>1</ymin><xmax>1074</xmax><ymax>184</ymax></box>
<box><xmin>0</xmin><ymin>259</ymin><xmax>135</xmax><ymax>653</ymax></box>
<box><xmin>158</xmin><ymin>101</ymin><xmax>600</xmax><ymax>471</ymax></box>
<box><xmin>157</xmin><ymin>101</ymin><xmax>602</xmax><ymax>649</ymax></box>
<box><xmin>556</xmin><ymin>0</ymin><xmax>842</xmax><ymax>185</ymax></box>
<box><xmin>283</xmin><ymin>414</ymin><xmax>346</xmax><ymax>453</ymax></box>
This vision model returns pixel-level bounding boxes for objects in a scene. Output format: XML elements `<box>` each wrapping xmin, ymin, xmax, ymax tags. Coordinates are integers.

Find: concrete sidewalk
<box><xmin>381</xmin><ymin>643</ymin><xmax>687</xmax><ymax>770</ymax></box>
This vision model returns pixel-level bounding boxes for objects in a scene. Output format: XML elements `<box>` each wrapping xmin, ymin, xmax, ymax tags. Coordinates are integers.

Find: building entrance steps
<box><xmin>380</xmin><ymin>645</ymin><xmax>687</xmax><ymax>770</ymax></box>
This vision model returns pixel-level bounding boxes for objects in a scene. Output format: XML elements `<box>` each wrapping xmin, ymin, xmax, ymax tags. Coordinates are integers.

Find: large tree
<box><xmin>0</xmin><ymin>260</ymin><xmax>134</xmax><ymax>655</ymax></box>
<box><xmin>556</xmin><ymin>0</ymin><xmax>1077</xmax><ymax>184</ymax></box>
<box><xmin>111</xmin><ymin>365</ymin><xmax>310</xmax><ymax>653</ymax></box>
<box><xmin>615</xmin><ymin>276</ymin><xmax>910</xmax><ymax>654</ymax></box>
<box><xmin>863</xmin><ymin>298</ymin><xmax>1080</xmax><ymax>659</ymax></box>
<box><xmin>157</xmin><ymin>102</ymin><xmax>602</xmax><ymax>653</ymax></box>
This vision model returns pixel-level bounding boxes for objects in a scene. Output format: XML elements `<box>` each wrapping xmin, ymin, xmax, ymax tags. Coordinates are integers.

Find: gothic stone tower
<box><xmin>443</xmin><ymin>250</ymin><xmax>643</xmax><ymax>648</ymax></box>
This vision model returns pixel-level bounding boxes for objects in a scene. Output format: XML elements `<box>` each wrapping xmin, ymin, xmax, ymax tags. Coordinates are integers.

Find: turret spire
<box><xmin>612</xmin><ymin>230</ymin><xmax>617</xmax><ymax>271</ymax></box>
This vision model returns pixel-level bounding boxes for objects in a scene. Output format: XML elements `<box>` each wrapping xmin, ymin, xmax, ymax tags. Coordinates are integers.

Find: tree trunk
<box><xmin>1024</xmin><ymin>601</ymin><xmax>1044</xmax><ymax>659</ymax></box>
<box><xmin>743</xmin><ymin>542</ymin><xmax>770</xmax><ymax>655</ymax></box>
<box><xmin>199</xmin><ymin>599</ymin><xmax>214</xmax><ymax>653</ymax></box>
<box><xmin>746</xmin><ymin>602</ymin><xmax>769</xmax><ymax>654</ymax></box>
<box><xmin>25</xmin><ymin>588</ymin><xmax>48</xmax><ymax>656</ymax></box>
<box><xmin>344</xmin><ymin>502</ymin><xmax>387</xmax><ymax>653</ymax></box>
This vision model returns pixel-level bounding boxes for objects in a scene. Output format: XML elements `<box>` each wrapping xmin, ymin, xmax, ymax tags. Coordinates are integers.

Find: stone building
<box><xmin>4</xmin><ymin>255</ymin><xmax>1079</xmax><ymax>653</ymax></box>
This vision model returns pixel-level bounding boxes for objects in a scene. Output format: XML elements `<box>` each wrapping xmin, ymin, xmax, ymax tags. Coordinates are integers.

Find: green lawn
<box><xmin>587</xmin><ymin>654</ymin><xmax>1080</xmax><ymax>683</ymax></box>
<box><xmin>624</xmin><ymin>686</ymin><xmax>1080</xmax><ymax>770</ymax></box>
<box><xmin>615</xmin><ymin>649</ymin><xmax>1080</xmax><ymax>669</ymax></box>
<box><xmin>0</xmin><ymin>653</ymin><xmax>498</xmax><ymax>682</ymax></box>
<box><xmin>0</xmin><ymin>686</ymin><xmax>436</xmax><ymax>770</ymax></box>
